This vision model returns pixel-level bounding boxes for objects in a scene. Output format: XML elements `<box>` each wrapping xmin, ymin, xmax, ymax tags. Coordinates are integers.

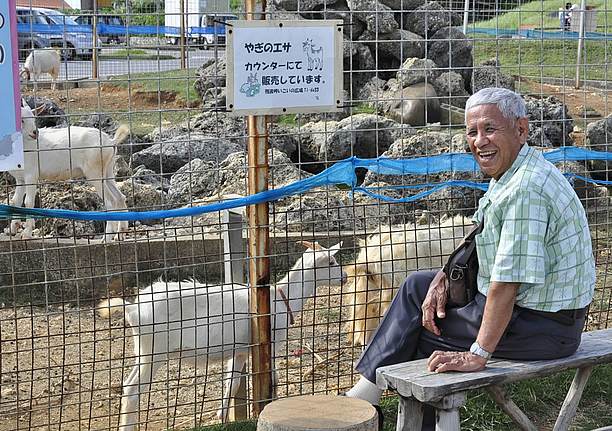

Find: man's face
<box><xmin>466</xmin><ymin>104</ymin><xmax>528</xmax><ymax>180</ymax></box>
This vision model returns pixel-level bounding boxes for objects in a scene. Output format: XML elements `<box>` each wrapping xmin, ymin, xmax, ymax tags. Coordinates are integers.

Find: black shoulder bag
<box><xmin>442</xmin><ymin>219</ymin><xmax>484</xmax><ymax>308</ymax></box>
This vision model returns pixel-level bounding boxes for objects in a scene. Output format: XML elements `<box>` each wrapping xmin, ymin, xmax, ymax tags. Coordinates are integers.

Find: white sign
<box><xmin>226</xmin><ymin>20</ymin><xmax>343</xmax><ymax>115</ymax></box>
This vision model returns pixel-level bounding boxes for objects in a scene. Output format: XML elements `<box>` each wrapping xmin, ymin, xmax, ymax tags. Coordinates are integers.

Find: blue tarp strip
<box><xmin>468</xmin><ymin>27</ymin><xmax>612</xmax><ymax>40</ymax></box>
<box><xmin>17</xmin><ymin>23</ymin><xmax>225</xmax><ymax>37</ymax></box>
<box><xmin>0</xmin><ymin>147</ymin><xmax>610</xmax><ymax>221</ymax></box>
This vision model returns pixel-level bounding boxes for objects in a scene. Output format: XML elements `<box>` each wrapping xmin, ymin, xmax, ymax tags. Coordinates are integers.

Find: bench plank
<box><xmin>376</xmin><ymin>329</ymin><xmax>612</xmax><ymax>403</ymax></box>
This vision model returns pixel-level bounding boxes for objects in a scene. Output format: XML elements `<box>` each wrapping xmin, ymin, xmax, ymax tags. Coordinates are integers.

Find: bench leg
<box><xmin>553</xmin><ymin>366</ymin><xmax>593</xmax><ymax>431</ymax></box>
<box><xmin>486</xmin><ymin>385</ymin><xmax>538</xmax><ymax>431</ymax></box>
<box><xmin>436</xmin><ymin>408</ymin><xmax>461</xmax><ymax>431</ymax></box>
<box><xmin>396</xmin><ymin>396</ymin><xmax>423</xmax><ymax>431</ymax></box>
<box><xmin>430</xmin><ymin>392</ymin><xmax>467</xmax><ymax>431</ymax></box>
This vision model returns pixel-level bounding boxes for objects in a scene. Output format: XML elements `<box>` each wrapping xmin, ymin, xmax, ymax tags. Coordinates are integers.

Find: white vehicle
<box><xmin>16</xmin><ymin>7</ymin><xmax>100</xmax><ymax>60</ymax></box>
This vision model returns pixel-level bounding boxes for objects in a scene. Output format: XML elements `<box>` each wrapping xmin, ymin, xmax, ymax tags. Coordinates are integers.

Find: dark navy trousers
<box><xmin>355</xmin><ymin>270</ymin><xmax>585</xmax><ymax>384</ymax></box>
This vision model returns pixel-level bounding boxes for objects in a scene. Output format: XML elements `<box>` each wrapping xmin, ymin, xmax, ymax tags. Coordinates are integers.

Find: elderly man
<box><xmin>344</xmin><ymin>87</ymin><xmax>595</xmax><ymax>428</ymax></box>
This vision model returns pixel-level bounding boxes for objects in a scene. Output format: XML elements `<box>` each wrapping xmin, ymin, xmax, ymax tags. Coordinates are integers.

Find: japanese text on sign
<box><xmin>227</xmin><ymin>20</ymin><xmax>343</xmax><ymax>115</ymax></box>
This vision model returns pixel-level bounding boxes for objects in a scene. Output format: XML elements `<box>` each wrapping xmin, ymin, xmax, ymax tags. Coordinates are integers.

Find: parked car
<box><xmin>17</xmin><ymin>32</ymin><xmax>50</xmax><ymax>61</ymax></box>
<box><xmin>16</xmin><ymin>8</ymin><xmax>63</xmax><ymax>58</ymax></box>
<box><xmin>75</xmin><ymin>14</ymin><xmax>126</xmax><ymax>45</ymax></box>
<box><xmin>16</xmin><ymin>7</ymin><xmax>100</xmax><ymax>60</ymax></box>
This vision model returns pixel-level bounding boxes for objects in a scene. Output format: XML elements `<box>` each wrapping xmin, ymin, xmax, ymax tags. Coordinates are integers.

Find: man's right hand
<box><xmin>422</xmin><ymin>270</ymin><xmax>448</xmax><ymax>336</ymax></box>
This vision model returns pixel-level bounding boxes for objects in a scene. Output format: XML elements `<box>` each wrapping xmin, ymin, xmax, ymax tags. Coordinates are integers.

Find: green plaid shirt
<box><xmin>473</xmin><ymin>144</ymin><xmax>595</xmax><ymax>312</ymax></box>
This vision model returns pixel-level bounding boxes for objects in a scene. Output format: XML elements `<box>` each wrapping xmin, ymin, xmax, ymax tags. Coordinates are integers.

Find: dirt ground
<box><xmin>0</xmin><ymin>284</ymin><xmax>360</xmax><ymax>431</ymax></box>
<box><xmin>24</xmin><ymin>84</ymin><xmax>191</xmax><ymax>114</ymax></box>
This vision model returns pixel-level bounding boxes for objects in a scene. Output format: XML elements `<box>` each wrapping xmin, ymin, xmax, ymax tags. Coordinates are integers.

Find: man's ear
<box><xmin>517</xmin><ymin>117</ymin><xmax>529</xmax><ymax>142</ymax></box>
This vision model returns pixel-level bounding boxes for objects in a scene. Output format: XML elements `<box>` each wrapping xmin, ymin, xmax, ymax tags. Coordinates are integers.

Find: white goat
<box><xmin>7</xmin><ymin>101</ymin><xmax>129</xmax><ymax>241</ymax></box>
<box><xmin>98</xmin><ymin>241</ymin><xmax>345</xmax><ymax>430</ymax></box>
<box><xmin>344</xmin><ymin>215</ymin><xmax>474</xmax><ymax>346</ymax></box>
<box><xmin>20</xmin><ymin>49</ymin><xmax>61</xmax><ymax>90</ymax></box>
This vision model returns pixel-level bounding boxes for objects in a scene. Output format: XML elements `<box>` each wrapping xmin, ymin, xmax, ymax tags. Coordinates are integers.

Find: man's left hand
<box><xmin>427</xmin><ymin>351</ymin><xmax>487</xmax><ymax>373</ymax></box>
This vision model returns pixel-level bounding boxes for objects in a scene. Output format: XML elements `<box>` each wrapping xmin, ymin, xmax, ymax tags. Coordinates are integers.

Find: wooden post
<box><xmin>179</xmin><ymin>0</ymin><xmax>186</xmax><ymax>70</ymax></box>
<box><xmin>92</xmin><ymin>0</ymin><xmax>98</xmax><ymax>79</ymax></box>
<box><xmin>247</xmin><ymin>113</ymin><xmax>272</xmax><ymax>418</ymax></box>
<box><xmin>575</xmin><ymin>0</ymin><xmax>587</xmax><ymax>89</ymax></box>
<box><xmin>222</xmin><ymin>209</ymin><xmax>248</xmax><ymax>421</ymax></box>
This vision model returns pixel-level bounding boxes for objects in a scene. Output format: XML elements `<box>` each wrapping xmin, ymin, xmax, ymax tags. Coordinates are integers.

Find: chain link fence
<box><xmin>3</xmin><ymin>0</ymin><xmax>611</xmax><ymax>429</ymax></box>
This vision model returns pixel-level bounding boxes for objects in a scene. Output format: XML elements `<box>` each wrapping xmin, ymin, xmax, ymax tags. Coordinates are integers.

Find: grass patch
<box><xmin>473</xmin><ymin>37</ymin><xmax>611</xmax><ymax>81</ymax></box>
<box><xmin>108</xmin><ymin>68</ymin><xmax>202</xmax><ymax>105</ymax></box>
<box><xmin>99</xmin><ymin>48</ymin><xmax>175</xmax><ymax>60</ymax></box>
<box><xmin>476</xmin><ymin>0</ymin><xmax>612</xmax><ymax>31</ymax></box>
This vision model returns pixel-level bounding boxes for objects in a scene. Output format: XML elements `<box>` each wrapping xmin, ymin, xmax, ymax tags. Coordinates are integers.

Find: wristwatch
<box><xmin>470</xmin><ymin>341</ymin><xmax>492</xmax><ymax>360</ymax></box>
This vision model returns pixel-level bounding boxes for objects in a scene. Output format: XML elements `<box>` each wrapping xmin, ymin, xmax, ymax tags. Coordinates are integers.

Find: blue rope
<box><xmin>1</xmin><ymin>147</ymin><xmax>610</xmax><ymax>221</ymax></box>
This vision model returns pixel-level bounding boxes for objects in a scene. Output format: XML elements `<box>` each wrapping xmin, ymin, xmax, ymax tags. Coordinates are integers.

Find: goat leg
<box><xmin>20</xmin><ymin>184</ymin><xmax>37</xmax><ymax>239</ymax></box>
<box><xmin>217</xmin><ymin>353</ymin><xmax>248</xmax><ymax>422</ymax></box>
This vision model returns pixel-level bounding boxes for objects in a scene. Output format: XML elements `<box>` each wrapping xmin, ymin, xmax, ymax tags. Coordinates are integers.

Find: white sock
<box><xmin>345</xmin><ymin>376</ymin><xmax>383</xmax><ymax>406</ymax></box>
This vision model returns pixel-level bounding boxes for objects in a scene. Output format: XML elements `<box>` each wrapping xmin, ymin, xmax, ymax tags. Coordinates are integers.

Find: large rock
<box><xmin>168</xmin><ymin>159</ymin><xmax>218</xmax><ymax>205</ymax></box>
<box><xmin>118</xmin><ymin>181</ymin><xmax>166</xmax><ymax>216</ymax></box>
<box><xmin>402</xmin><ymin>1</ymin><xmax>461</xmax><ymax>38</ymax></box>
<box><xmin>75</xmin><ymin>113</ymin><xmax>118</xmax><ymax>136</ymax></box>
<box><xmin>525</xmin><ymin>95</ymin><xmax>573</xmax><ymax>147</ymax></box>
<box><xmin>299</xmin><ymin>120</ymin><xmax>341</xmax><ymax>161</ymax></box>
<box><xmin>385</xmin><ymin>82</ymin><xmax>441</xmax><ymax>126</ymax></box>
<box><xmin>362</xmin><ymin>132</ymin><xmax>484</xmax><ymax>214</ymax></box>
<box><xmin>472</xmin><ymin>58</ymin><xmax>515</xmax><ymax>93</ymax></box>
<box><xmin>194</xmin><ymin>56</ymin><xmax>227</xmax><ymax>110</ymax></box>
<box><xmin>348</xmin><ymin>0</ymin><xmax>399</xmax><ymax>34</ymax></box>
<box><xmin>272</xmin><ymin>0</ymin><xmax>341</xmax><ymax>11</ymax></box>
<box><xmin>271</xmin><ymin>192</ymin><xmax>356</xmax><ymax>232</ymax></box>
<box><xmin>144</xmin><ymin>112</ymin><xmax>245</xmax><ymax>144</ymax></box>
<box><xmin>217</xmin><ymin>149</ymin><xmax>310</xmax><ymax>197</ymax></box>
<box><xmin>427</xmin><ymin>27</ymin><xmax>473</xmax><ymax>92</ymax></box>
<box><xmin>320</xmin><ymin>114</ymin><xmax>409</xmax><ymax>160</ymax></box>
<box><xmin>351</xmin><ymin>182</ymin><xmax>422</xmax><ymax>227</ymax></box>
<box><xmin>396</xmin><ymin>57</ymin><xmax>440</xmax><ymax>88</ymax></box>
<box><xmin>38</xmin><ymin>183</ymin><xmax>103</xmax><ymax>237</ymax></box>
<box><xmin>356</xmin><ymin>77</ymin><xmax>387</xmax><ymax>108</ymax></box>
<box><xmin>359</xmin><ymin>30</ymin><xmax>424</xmax><ymax>78</ymax></box>
<box><xmin>433</xmin><ymin>71</ymin><xmax>469</xmax><ymax>109</ymax></box>
<box><xmin>132</xmin><ymin>133</ymin><xmax>241</xmax><ymax>174</ymax></box>
<box><xmin>131</xmin><ymin>164</ymin><xmax>170</xmax><ymax>191</ymax></box>
<box><xmin>269</xmin><ymin>123</ymin><xmax>299</xmax><ymax>158</ymax></box>
<box><xmin>23</xmin><ymin>96</ymin><xmax>67</xmax><ymax>128</ymax></box>
<box><xmin>379</xmin><ymin>0</ymin><xmax>424</xmax><ymax>10</ymax></box>
<box><xmin>585</xmin><ymin>115</ymin><xmax>612</xmax><ymax>179</ymax></box>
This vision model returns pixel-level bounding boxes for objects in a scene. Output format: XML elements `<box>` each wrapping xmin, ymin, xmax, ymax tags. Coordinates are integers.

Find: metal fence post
<box><xmin>180</xmin><ymin>0</ymin><xmax>186</xmax><ymax>69</ymax></box>
<box><xmin>92</xmin><ymin>0</ymin><xmax>98</xmax><ymax>79</ymax></box>
<box><xmin>575</xmin><ymin>0</ymin><xmax>587</xmax><ymax>89</ymax></box>
<box><xmin>222</xmin><ymin>209</ymin><xmax>248</xmax><ymax>421</ymax></box>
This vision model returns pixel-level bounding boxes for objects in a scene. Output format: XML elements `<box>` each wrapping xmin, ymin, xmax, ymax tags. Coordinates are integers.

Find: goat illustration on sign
<box><xmin>239</xmin><ymin>72</ymin><xmax>261</xmax><ymax>97</ymax></box>
<box><xmin>303</xmin><ymin>38</ymin><xmax>323</xmax><ymax>71</ymax></box>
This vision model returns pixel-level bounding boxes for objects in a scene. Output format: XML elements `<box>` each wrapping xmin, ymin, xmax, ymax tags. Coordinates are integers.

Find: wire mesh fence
<box><xmin>2</xmin><ymin>0</ymin><xmax>612</xmax><ymax>429</ymax></box>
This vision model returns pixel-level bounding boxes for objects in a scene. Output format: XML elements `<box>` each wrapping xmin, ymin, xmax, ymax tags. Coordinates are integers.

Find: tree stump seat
<box><xmin>257</xmin><ymin>394</ymin><xmax>379</xmax><ymax>431</ymax></box>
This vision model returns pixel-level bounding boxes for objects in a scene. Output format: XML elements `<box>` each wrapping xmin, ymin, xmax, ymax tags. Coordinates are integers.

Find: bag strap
<box><xmin>443</xmin><ymin>219</ymin><xmax>484</xmax><ymax>271</ymax></box>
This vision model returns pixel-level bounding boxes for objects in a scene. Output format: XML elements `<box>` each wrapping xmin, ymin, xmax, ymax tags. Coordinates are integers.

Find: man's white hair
<box><xmin>465</xmin><ymin>87</ymin><xmax>527</xmax><ymax>122</ymax></box>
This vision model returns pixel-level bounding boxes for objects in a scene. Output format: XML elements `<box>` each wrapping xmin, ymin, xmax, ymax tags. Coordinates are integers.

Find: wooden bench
<box><xmin>376</xmin><ymin>328</ymin><xmax>612</xmax><ymax>431</ymax></box>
